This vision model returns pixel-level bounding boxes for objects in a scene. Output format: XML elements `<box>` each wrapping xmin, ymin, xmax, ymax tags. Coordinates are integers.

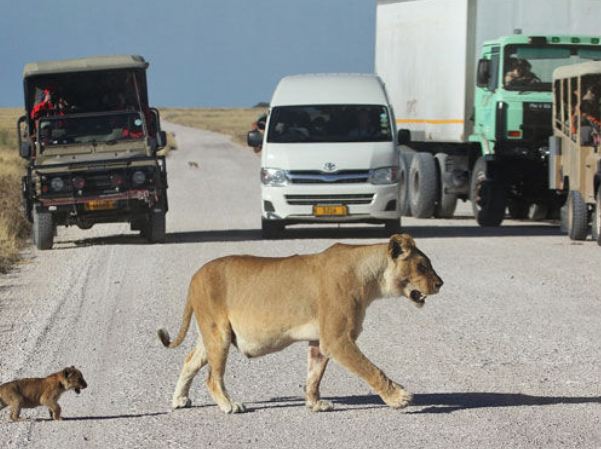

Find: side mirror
<box><xmin>20</xmin><ymin>142</ymin><xmax>31</xmax><ymax>159</ymax></box>
<box><xmin>158</xmin><ymin>131</ymin><xmax>167</xmax><ymax>149</ymax></box>
<box><xmin>476</xmin><ymin>59</ymin><xmax>490</xmax><ymax>88</ymax></box>
<box><xmin>397</xmin><ymin>129</ymin><xmax>411</xmax><ymax>146</ymax></box>
<box><xmin>247</xmin><ymin>130</ymin><xmax>263</xmax><ymax>148</ymax></box>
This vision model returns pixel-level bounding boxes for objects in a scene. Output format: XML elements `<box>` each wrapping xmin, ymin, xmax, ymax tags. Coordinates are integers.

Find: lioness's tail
<box><xmin>157</xmin><ymin>298</ymin><xmax>193</xmax><ymax>349</ymax></box>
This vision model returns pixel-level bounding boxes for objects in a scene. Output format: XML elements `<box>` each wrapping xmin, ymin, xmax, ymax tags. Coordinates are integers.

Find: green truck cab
<box><xmin>549</xmin><ymin>60</ymin><xmax>601</xmax><ymax>244</ymax></box>
<box><xmin>18</xmin><ymin>55</ymin><xmax>168</xmax><ymax>250</ymax></box>
<box><xmin>470</xmin><ymin>34</ymin><xmax>601</xmax><ymax>225</ymax></box>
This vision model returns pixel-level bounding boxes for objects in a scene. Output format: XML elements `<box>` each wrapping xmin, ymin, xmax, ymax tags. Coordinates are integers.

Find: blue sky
<box><xmin>0</xmin><ymin>0</ymin><xmax>375</xmax><ymax>108</ymax></box>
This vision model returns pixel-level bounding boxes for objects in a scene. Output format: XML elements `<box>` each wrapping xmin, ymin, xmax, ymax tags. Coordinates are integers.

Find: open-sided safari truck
<box><xmin>550</xmin><ymin>61</ymin><xmax>601</xmax><ymax>244</ymax></box>
<box><xmin>18</xmin><ymin>55</ymin><xmax>168</xmax><ymax>250</ymax></box>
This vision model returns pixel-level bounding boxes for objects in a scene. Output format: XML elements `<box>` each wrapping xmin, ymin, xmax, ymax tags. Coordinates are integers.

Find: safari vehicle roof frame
<box><xmin>22</xmin><ymin>55</ymin><xmax>148</xmax><ymax>78</ymax></box>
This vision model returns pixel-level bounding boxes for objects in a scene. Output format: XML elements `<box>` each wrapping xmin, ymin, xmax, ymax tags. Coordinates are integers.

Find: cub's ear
<box><xmin>63</xmin><ymin>367</ymin><xmax>75</xmax><ymax>377</ymax></box>
<box><xmin>388</xmin><ymin>233</ymin><xmax>415</xmax><ymax>260</ymax></box>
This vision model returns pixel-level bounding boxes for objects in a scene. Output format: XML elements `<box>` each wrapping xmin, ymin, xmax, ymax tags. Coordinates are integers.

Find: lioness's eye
<box><xmin>417</xmin><ymin>263</ymin><xmax>426</xmax><ymax>273</ymax></box>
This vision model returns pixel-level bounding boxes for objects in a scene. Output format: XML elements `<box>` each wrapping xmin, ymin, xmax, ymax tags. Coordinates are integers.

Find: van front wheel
<box><xmin>261</xmin><ymin>218</ymin><xmax>284</xmax><ymax>239</ymax></box>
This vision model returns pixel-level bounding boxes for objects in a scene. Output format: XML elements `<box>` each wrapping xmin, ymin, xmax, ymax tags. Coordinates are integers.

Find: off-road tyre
<box><xmin>470</xmin><ymin>157</ymin><xmax>506</xmax><ymax>227</ymax></box>
<box><xmin>433</xmin><ymin>153</ymin><xmax>458</xmax><ymax>218</ymax></box>
<box><xmin>567</xmin><ymin>190</ymin><xmax>588</xmax><ymax>241</ymax></box>
<box><xmin>261</xmin><ymin>218</ymin><xmax>284</xmax><ymax>239</ymax></box>
<box><xmin>144</xmin><ymin>210</ymin><xmax>166</xmax><ymax>243</ymax></box>
<box><xmin>409</xmin><ymin>152</ymin><xmax>438</xmax><ymax>219</ymax></box>
<box><xmin>33</xmin><ymin>208</ymin><xmax>54</xmax><ymax>250</ymax></box>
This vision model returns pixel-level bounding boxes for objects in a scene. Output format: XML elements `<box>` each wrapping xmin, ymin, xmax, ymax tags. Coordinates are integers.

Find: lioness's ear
<box><xmin>388</xmin><ymin>234</ymin><xmax>415</xmax><ymax>260</ymax></box>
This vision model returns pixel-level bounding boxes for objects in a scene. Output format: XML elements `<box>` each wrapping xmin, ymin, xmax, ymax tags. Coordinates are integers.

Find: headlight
<box><xmin>261</xmin><ymin>168</ymin><xmax>288</xmax><ymax>186</ymax></box>
<box><xmin>50</xmin><ymin>177</ymin><xmax>65</xmax><ymax>192</ymax></box>
<box><xmin>369</xmin><ymin>166</ymin><xmax>399</xmax><ymax>185</ymax></box>
<box><xmin>132</xmin><ymin>170</ymin><xmax>146</xmax><ymax>185</ymax></box>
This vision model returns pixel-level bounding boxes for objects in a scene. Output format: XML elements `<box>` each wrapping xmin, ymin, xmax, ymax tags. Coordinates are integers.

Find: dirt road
<box><xmin>0</xmin><ymin>123</ymin><xmax>599</xmax><ymax>448</ymax></box>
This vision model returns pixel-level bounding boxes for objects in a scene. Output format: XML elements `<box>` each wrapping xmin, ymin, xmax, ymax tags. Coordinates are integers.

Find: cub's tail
<box><xmin>157</xmin><ymin>298</ymin><xmax>193</xmax><ymax>349</ymax></box>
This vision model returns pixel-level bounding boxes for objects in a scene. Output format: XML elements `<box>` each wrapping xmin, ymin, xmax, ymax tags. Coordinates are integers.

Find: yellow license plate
<box><xmin>313</xmin><ymin>204</ymin><xmax>348</xmax><ymax>217</ymax></box>
<box><xmin>84</xmin><ymin>200</ymin><xmax>117</xmax><ymax>211</ymax></box>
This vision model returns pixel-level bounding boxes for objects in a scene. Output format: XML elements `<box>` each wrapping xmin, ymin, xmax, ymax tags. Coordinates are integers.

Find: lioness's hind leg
<box><xmin>172</xmin><ymin>341</ymin><xmax>208</xmax><ymax>409</ymax></box>
<box><xmin>305</xmin><ymin>341</ymin><xmax>333</xmax><ymax>412</ymax></box>
<box><xmin>205</xmin><ymin>330</ymin><xmax>246</xmax><ymax>414</ymax></box>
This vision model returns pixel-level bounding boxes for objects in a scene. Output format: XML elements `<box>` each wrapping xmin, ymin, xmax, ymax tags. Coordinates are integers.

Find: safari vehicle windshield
<box><xmin>267</xmin><ymin>105</ymin><xmax>392</xmax><ymax>143</ymax></box>
<box><xmin>37</xmin><ymin>111</ymin><xmax>145</xmax><ymax>149</ymax></box>
<box><xmin>504</xmin><ymin>45</ymin><xmax>601</xmax><ymax>92</ymax></box>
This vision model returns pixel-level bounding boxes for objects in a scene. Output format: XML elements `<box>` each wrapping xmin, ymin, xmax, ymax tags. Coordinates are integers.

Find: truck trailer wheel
<box><xmin>470</xmin><ymin>157</ymin><xmax>506</xmax><ymax>227</ymax></box>
<box><xmin>594</xmin><ymin>190</ymin><xmax>601</xmax><ymax>246</ymax></box>
<box><xmin>261</xmin><ymin>218</ymin><xmax>284</xmax><ymax>239</ymax></box>
<box><xmin>433</xmin><ymin>153</ymin><xmax>458</xmax><ymax>218</ymax></box>
<box><xmin>567</xmin><ymin>190</ymin><xmax>588</xmax><ymax>241</ymax></box>
<box><xmin>409</xmin><ymin>152</ymin><xmax>438</xmax><ymax>218</ymax></box>
<box><xmin>33</xmin><ymin>209</ymin><xmax>54</xmax><ymax>250</ymax></box>
<box><xmin>398</xmin><ymin>153</ymin><xmax>411</xmax><ymax>216</ymax></box>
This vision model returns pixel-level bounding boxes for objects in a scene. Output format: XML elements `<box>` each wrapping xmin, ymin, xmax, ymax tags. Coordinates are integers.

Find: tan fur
<box><xmin>158</xmin><ymin>234</ymin><xmax>443</xmax><ymax>413</ymax></box>
<box><xmin>0</xmin><ymin>367</ymin><xmax>87</xmax><ymax>421</ymax></box>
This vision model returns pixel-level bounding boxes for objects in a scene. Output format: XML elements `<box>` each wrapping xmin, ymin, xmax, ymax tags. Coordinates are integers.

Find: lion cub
<box><xmin>0</xmin><ymin>366</ymin><xmax>87</xmax><ymax>421</ymax></box>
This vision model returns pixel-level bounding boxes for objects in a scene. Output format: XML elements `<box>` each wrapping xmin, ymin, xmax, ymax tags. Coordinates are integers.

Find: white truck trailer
<box><xmin>375</xmin><ymin>0</ymin><xmax>601</xmax><ymax>225</ymax></box>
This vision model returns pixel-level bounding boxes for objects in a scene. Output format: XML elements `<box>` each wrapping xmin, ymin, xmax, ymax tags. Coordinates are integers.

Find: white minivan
<box><xmin>248</xmin><ymin>74</ymin><xmax>401</xmax><ymax>238</ymax></box>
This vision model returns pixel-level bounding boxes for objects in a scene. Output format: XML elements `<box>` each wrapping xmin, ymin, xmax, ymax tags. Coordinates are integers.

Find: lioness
<box><xmin>158</xmin><ymin>234</ymin><xmax>442</xmax><ymax>413</ymax></box>
<box><xmin>0</xmin><ymin>366</ymin><xmax>87</xmax><ymax>421</ymax></box>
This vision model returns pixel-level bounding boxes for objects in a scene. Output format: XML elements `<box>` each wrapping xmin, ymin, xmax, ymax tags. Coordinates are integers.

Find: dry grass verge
<box><xmin>0</xmin><ymin>109</ymin><xmax>30</xmax><ymax>273</ymax></box>
<box><xmin>161</xmin><ymin>108</ymin><xmax>266</xmax><ymax>146</ymax></box>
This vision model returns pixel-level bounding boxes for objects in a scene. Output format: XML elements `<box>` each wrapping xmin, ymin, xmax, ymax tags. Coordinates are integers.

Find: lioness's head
<box><xmin>61</xmin><ymin>366</ymin><xmax>88</xmax><ymax>394</ymax></box>
<box><xmin>384</xmin><ymin>234</ymin><xmax>443</xmax><ymax>307</ymax></box>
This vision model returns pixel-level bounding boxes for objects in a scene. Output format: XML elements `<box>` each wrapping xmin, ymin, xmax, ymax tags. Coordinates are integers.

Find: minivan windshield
<box><xmin>267</xmin><ymin>105</ymin><xmax>393</xmax><ymax>143</ymax></box>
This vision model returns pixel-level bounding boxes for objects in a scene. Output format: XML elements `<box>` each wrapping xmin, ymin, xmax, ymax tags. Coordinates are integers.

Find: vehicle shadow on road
<box><xmin>324</xmin><ymin>392</ymin><xmax>601</xmax><ymax>413</ymax></box>
<box><xmin>56</xmin><ymin>222</ymin><xmax>561</xmax><ymax>248</ymax></box>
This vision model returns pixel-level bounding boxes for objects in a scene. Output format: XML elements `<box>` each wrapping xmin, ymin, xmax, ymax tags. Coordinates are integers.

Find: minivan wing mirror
<box><xmin>20</xmin><ymin>142</ymin><xmax>32</xmax><ymax>159</ymax></box>
<box><xmin>247</xmin><ymin>130</ymin><xmax>263</xmax><ymax>148</ymax></box>
<box><xmin>158</xmin><ymin>130</ymin><xmax>167</xmax><ymax>149</ymax></box>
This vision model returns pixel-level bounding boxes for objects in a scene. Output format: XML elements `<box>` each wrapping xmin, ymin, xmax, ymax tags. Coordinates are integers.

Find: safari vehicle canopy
<box><xmin>550</xmin><ymin>60</ymin><xmax>601</xmax><ymax>244</ymax></box>
<box><xmin>19</xmin><ymin>55</ymin><xmax>168</xmax><ymax>250</ymax></box>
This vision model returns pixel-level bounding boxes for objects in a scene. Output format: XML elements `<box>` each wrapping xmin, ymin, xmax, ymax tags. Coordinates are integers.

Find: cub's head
<box><xmin>384</xmin><ymin>234</ymin><xmax>443</xmax><ymax>307</ymax></box>
<box><xmin>61</xmin><ymin>366</ymin><xmax>88</xmax><ymax>394</ymax></box>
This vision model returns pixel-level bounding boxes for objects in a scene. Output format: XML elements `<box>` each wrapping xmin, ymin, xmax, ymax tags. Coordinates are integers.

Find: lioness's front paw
<box><xmin>172</xmin><ymin>396</ymin><xmax>192</xmax><ymax>409</ymax></box>
<box><xmin>306</xmin><ymin>399</ymin><xmax>334</xmax><ymax>412</ymax></box>
<box><xmin>381</xmin><ymin>384</ymin><xmax>412</xmax><ymax>409</ymax></box>
<box><xmin>224</xmin><ymin>401</ymin><xmax>247</xmax><ymax>414</ymax></box>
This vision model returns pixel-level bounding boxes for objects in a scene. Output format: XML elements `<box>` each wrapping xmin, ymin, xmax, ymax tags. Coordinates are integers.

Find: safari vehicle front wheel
<box><xmin>33</xmin><ymin>208</ymin><xmax>54</xmax><ymax>250</ymax></box>
<box><xmin>142</xmin><ymin>210</ymin><xmax>166</xmax><ymax>243</ymax></box>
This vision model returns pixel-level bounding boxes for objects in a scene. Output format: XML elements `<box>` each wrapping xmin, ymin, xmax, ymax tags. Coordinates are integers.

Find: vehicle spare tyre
<box><xmin>33</xmin><ymin>208</ymin><xmax>54</xmax><ymax>250</ymax></box>
<box><xmin>409</xmin><ymin>152</ymin><xmax>438</xmax><ymax>219</ymax></box>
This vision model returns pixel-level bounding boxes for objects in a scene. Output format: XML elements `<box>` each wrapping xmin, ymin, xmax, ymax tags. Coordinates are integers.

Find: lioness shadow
<box><xmin>253</xmin><ymin>392</ymin><xmax>601</xmax><ymax>413</ymax></box>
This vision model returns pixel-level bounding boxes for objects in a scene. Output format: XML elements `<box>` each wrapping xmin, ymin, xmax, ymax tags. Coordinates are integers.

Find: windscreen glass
<box><xmin>38</xmin><ymin>111</ymin><xmax>145</xmax><ymax>149</ymax></box>
<box><xmin>504</xmin><ymin>45</ymin><xmax>601</xmax><ymax>91</ymax></box>
<box><xmin>267</xmin><ymin>105</ymin><xmax>392</xmax><ymax>143</ymax></box>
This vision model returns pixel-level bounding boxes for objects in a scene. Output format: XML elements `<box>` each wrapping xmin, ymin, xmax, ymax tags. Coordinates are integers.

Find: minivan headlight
<box><xmin>261</xmin><ymin>168</ymin><xmax>288</xmax><ymax>186</ymax></box>
<box><xmin>369</xmin><ymin>166</ymin><xmax>399</xmax><ymax>185</ymax></box>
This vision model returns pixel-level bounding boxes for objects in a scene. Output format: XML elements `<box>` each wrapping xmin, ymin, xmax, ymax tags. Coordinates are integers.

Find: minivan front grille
<box><xmin>288</xmin><ymin>170</ymin><xmax>370</xmax><ymax>184</ymax></box>
<box><xmin>285</xmin><ymin>193</ymin><xmax>374</xmax><ymax>205</ymax></box>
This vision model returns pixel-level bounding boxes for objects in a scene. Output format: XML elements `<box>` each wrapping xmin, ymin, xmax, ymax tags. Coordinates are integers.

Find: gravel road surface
<box><xmin>0</xmin><ymin>123</ymin><xmax>599</xmax><ymax>448</ymax></box>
